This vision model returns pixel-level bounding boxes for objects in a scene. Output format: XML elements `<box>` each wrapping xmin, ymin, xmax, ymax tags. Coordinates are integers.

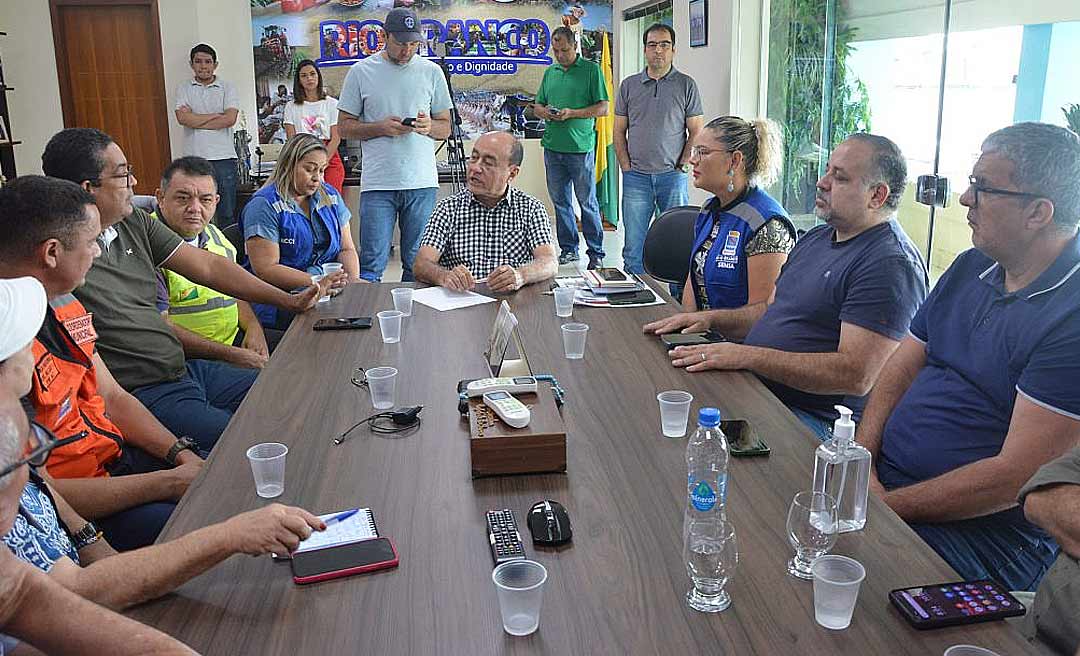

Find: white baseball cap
<box><xmin>0</xmin><ymin>277</ymin><xmax>47</xmax><ymax>362</ymax></box>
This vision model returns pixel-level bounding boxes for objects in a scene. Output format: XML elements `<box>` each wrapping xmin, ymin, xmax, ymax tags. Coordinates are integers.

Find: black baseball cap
<box><xmin>384</xmin><ymin>8</ymin><xmax>422</xmax><ymax>42</ymax></box>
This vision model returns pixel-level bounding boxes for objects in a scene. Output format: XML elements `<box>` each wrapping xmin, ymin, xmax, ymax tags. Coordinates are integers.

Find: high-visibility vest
<box><xmin>156</xmin><ymin>215</ymin><xmax>241</xmax><ymax>346</ymax></box>
<box><xmin>31</xmin><ymin>294</ymin><xmax>124</xmax><ymax>479</ymax></box>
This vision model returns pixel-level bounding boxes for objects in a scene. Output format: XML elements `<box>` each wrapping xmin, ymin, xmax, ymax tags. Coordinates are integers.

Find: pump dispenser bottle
<box><xmin>812</xmin><ymin>405</ymin><xmax>871</xmax><ymax>532</ymax></box>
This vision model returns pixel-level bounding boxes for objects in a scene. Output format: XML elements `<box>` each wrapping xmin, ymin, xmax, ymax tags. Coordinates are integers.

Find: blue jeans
<box><xmin>359</xmin><ymin>188</ymin><xmax>437</xmax><ymax>282</ymax></box>
<box><xmin>131</xmin><ymin>359</ymin><xmax>258</xmax><ymax>452</ymax></box>
<box><xmin>910</xmin><ymin>513</ymin><xmax>1059</xmax><ymax>592</ymax></box>
<box><xmin>620</xmin><ymin>169</ymin><xmax>689</xmax><ymax>274</ymax></box>
<box><xmin>99</xmin><ymin>445</ymin><xmax>194</xmax><ymax>551</ymax></box>
<box><xmin>790</xmin><ymin>406</ymin><xmax>834</xmax><ymax>442</ymax></box>
<box><xmin>543</xmin><ymin>149</ymin><xmax>605</xmax><ymax>260</ymax></box>
<box><xmin>210</xmin><ymin>158</ymin><xmax>238</xmax><ymax>226</ymax></box>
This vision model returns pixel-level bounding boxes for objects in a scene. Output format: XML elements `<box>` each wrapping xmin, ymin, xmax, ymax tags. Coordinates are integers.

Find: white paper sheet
<box><xmin>295</xmin><ymin>509</ymin><xmax>378</xmax><ymax>553</ymax></box>
<box><xmin>412</xmin><ymin>286</ymin><xmax>497</xmax><ymax>312</ymax></box>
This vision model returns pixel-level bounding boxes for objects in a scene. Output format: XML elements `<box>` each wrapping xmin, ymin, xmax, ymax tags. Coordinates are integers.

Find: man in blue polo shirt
<box><xmin>645</xmin><ymin>133</ymin><xmax>928</xmax><ymax>437</ymax></box>
<box><xmin>857</xmin><ymin>122</ymin><xmax>1080</xmax><ymax>592</ymax></box>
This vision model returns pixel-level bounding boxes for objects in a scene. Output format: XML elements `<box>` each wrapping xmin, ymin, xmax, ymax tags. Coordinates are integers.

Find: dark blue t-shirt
<box><xmin>879</xmin><ymin>237</ymin><xmax>1080</xmax><ymax>493</ymax></box>
<box><xmin>743</xmin><ymin>220</ymin><xmax>928</xmax><ymax>420</ymax></box>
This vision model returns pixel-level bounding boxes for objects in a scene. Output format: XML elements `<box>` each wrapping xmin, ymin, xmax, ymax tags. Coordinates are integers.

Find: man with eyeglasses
<box><xmin>614</xmin><ymin>22</ymin><xmax>703</xmax><ymax>275</ymax></box>
<box><xmin>414</xmin><ymin>131</ymin><xmax>557</xmax><ymax>292</ymax></box>
<box><xmin>855</xmin><ymin>122</ymin><xmax>1080</xmax><ymax>592</ymax></box>
<box><xmin>39</xmin><ymin>128</ymin><xmax>327</xmax><ymax>461</ymax></box>
<box><xmin>336</xmin><ymin>7</ymin><xmax>453</xmax><ymax>283</ymax></box>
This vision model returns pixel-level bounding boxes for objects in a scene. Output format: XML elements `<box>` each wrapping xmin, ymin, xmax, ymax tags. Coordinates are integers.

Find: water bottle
<box><xmin>685</xmin><ymin>408</ymin><xmax>730</xmax><ymax>523</ymax></box>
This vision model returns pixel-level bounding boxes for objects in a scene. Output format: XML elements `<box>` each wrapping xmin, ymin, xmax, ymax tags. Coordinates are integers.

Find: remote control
<box><xmin>465</xmin><ymin>376</ymin><xmax>538</xmax><ymax>398</ymax></box>
<box><xmin>482</xmin><ymin>391</ymin><xmax>531</xmax><ymax>428</ymax></box>
<box><xmin>486</xmin><ymin>509</ymin><xmax>526</xmax><ymax>566</ymax></box>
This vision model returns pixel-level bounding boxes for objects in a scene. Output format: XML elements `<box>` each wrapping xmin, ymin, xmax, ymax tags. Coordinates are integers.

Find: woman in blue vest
<box><xmin>242</xmin><ymin>133</ymin><xmax>360</xmax><ymax>331</ymax></box>
<box><xmin>683</xmin><ymin>116</ymin><xmax>796</xmax><ymax>311</ymax></box>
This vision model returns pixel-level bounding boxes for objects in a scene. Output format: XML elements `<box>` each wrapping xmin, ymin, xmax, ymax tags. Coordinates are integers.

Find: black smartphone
<box><xmin>401</xmin><ymin>117</ymin><xmax>417</xmax><ymax>127</ymax></box>
<box><xmin>292</xmin><ymin>538</ymin><xmax>399</xmax><ymax>584</ymax></box>
<box><xmin>660</xmin><ymin>331</ymin><xmax>725</xmax><ymax>348</ymax></box>
<box><xmin>723</xmin><ymin>419</ymin><xmax>770</xmax><ymax>456</ymax></box>
<box><xmin>607</xmin><ymin>289</ymin><xmax>656</xmax><ymax>305</ymax></box>
<box><xmin>597</xmin><ymin>267</ymin><xmax>627</xmax><ymax>282</ymax></box>
<box><xmin>889</xmin><ymin>580</ymin><xmax>1025</xmax><ymax>629</ymax></box>
<box><xmin>313</xmin><ymin>317</ymin><xmax>373</xmax><ymax>331</ymax></box>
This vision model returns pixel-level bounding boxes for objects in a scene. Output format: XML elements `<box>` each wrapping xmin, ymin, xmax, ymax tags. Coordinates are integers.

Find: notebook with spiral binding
<box><xmin>294</xmin><ymin>508</ymin><xmax>380</xmax><ymax>553</ymax></box>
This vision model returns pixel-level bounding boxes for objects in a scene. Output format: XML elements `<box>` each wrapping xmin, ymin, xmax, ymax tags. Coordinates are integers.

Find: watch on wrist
<box><xmin>71</xmin><ymin>522</ymin><xmax>102</xmax><ymax>550</ymax></box>
<box><xmin>679</xmin><ymin>162</ymin><xmax>693</xmax><ymax>174</ymax></box>
<box><xmin>165</xmin><ymin>437</ymin><xmax>198</xmax><ymax>466</ymax></box>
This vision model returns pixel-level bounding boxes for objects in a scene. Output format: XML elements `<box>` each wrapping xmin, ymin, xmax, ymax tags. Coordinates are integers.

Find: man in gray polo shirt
<box><xmin>614</xmin><ymin>23</ymin><xmax>703</xmax><ymax>274</ymax></box>
<box><xmin>174</xmin><ymin>43</ymin><xmax>240</xmax><ymax>227</ymax></box>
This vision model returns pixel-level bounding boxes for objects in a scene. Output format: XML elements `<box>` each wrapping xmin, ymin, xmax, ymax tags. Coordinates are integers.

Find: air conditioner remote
<box><xmin>465</xmin><ymin>376</ymin><xmax>538</xmax><ymax>398</ymax></box>
<box><xmin>482</xmin><ymin>391</ymin><xmax>530</xmax><ymax>428</ymax></box>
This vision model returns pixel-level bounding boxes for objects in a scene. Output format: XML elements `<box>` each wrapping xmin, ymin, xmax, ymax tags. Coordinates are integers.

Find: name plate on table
<box><xmin>467</xmin><ymin>391</ymin><xmax>566</xmax><ymax>478</ymax></box>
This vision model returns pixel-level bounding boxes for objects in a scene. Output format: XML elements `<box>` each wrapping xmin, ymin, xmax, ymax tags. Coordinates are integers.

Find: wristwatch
<box><xmin>679</xmin><ymin>162</ymin><xmax>693</xmax><ymax>173</ymax></box>
<box><xmin>165</xmin><ymin>437</ymin><xmax>198</xmax><ymax>466</ymax></box>
<box><xmin>71</xmin><ymin>522</ymin><xmax>103</xmax><ymax>550</ymax></box>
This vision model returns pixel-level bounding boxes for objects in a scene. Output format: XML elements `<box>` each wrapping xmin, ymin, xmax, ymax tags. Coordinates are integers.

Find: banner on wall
<box><xmin>251</xmin><ymin>0</ymin><xmax>613</xmax><ymax>144</ymax></box>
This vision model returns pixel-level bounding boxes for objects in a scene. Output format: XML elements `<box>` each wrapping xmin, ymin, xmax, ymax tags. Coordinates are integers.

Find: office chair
<box><xmin>642</xmin><ymin>205</ymin><xmax>699</xmax><ymax>284</ymax></box>
<box><xmin>221</xmin><ymin>223</ymin><xmax>245</xmax><ymax>263</ymax></box>
<box><xmin>132</xmin><ymin>195</ymin><xmax>156</xmax><ymax>214</ymax></box>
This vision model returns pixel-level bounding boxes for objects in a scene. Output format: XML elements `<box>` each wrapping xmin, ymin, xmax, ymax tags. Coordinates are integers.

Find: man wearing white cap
<box><xmin>0</xmin><ymin>277</ymin><xmax>46</xmax><ymax>399</ymax></box>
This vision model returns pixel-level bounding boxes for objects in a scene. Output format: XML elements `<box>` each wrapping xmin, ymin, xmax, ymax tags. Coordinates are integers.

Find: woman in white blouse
<box><xmin>283</xmin><ymin>59</ymin><xmax>345</xmax><ymax>193</ymax></box>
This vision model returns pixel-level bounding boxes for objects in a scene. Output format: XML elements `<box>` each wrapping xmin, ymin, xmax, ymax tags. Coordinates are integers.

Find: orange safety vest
<box><xmin>30</xmin><ymin>294</ymin><xmax>124</xmax><ymax>479</ymax></box>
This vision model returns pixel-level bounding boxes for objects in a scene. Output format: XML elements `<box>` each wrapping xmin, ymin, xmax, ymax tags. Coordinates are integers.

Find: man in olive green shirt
<box><xmin>532</xmin><ymin>26</ymin><xmax>609</xmax><ymax>269</ymax></box>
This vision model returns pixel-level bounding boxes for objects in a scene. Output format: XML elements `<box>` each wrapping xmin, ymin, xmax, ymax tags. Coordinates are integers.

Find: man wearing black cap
<box><xmin>337</xmin><ymin>8</ymin><xmax>453</xmax><ymax>283</ymax></box>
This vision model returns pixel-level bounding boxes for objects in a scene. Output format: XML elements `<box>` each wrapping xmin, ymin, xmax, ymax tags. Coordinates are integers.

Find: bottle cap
<box><xmin>698</xmin><ymin>407</ymin><xmax>721</xmax><ymax>427</ymax></box>
<box><xmin>832</xmin><ymin>405</ymin><xmax>855</xmax><ymax>444</ymax></box>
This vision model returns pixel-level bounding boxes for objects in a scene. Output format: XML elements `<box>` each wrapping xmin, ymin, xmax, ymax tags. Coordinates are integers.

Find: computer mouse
<box><xmin>527</xmin><ymin>500</ymin><xmax>572</xmax><ymax>546</ymax></box>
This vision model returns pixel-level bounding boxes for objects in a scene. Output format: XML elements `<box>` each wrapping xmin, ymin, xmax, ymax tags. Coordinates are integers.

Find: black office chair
<box><xmin>642</xmin><ymin>205</ymin><xmax>699</xmax><ymax>284</ymax></box>
<box><xmin>221</xmin><ymin>222</ymin><xmax>245</xmax><ymax>263</ymax></box>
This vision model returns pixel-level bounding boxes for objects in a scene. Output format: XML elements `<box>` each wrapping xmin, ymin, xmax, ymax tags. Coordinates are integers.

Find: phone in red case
<box><xmin>291</xmin><ymin>537</ymin><xmax>399</xmax><ymax>584</ymax></box>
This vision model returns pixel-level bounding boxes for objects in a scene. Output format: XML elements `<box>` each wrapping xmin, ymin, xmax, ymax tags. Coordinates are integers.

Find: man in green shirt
<box><xmin>40</xmin><ymin>128</ymin><xmax>325</xmax><ymax>452</ymax></box>
<box><xmin>532</xmin><ymin>26</ymin><xmax>609</xmax><ymax>269</ymax></box>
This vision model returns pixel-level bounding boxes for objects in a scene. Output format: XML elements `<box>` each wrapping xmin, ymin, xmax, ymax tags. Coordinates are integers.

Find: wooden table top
<box><xmin>129</xmin><ymin>280</ymin><xmax>1037</xmax><ymax>655</ymax></box>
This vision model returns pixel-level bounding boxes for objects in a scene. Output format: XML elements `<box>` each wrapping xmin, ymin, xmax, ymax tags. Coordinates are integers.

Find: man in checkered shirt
<box><xmin>415</xmin><ymin>132</ymin><xmax>559</xmax><ymax>292</ymax></box>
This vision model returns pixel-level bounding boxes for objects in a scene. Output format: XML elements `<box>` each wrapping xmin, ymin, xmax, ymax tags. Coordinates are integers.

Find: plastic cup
<box><xmin>311</xmin><ymin>274</ymin><xmax>330</xmax><ymax>303</ymax></box>
<box><xmin>811</xmin><ymin>555</ymin><xmax>866</xmax><ymax>630</ymax></box>
<box><xmin>321</xmin><ymin>262</ymin><xmax>343</xmax><ymax>276</ymax></box>
<box><xmin>377</xmin><ymin>310</ymin><xmax>404</xmax><ymax>344</ymax></box>
<box><xmin>561</xmin><ymin>323</ymin><xmax>589</xmax><ymax>359</ymax></box>
<box><xmin>553</xmin><ymin>286</ymin><xmax>575</xmax><ymax>317</ymax></box>
<box><xmin>492</xmin><ymin>560</ymin><xmax>548</xmax><ymax>636</ymax></box>
<box><xmin>366</xmin><ymin>366</ymin><xmax>397</xmax><ymax>410</ymax></box>
<box><xmin>392</xmin><ymin>288</ymin><xmax>414</xmax><ymax>317</ymax></box>
<box><xmin>657</xmin><ymin>390</ymin><xmax>694</xmax><ymax>438</ymax></box>
<box><xmin>943</xmin><ymin>647</ymin><xmax>1002</xmax><ymax>656</ymax></box>
<box><xmin>246</xmin><ymin>442</ymin><xmax>288</xmax><ymax>498</ymax></box>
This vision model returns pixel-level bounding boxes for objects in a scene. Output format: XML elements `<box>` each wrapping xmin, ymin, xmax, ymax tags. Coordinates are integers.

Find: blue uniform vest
<box><xmin>690</xmin><ymin>187</ymin><xmax>793</xmax><ymax>310</ymax></box>
<box><xmin>243</xmin><ymin>183</ymin><xmax>344</xmax><ymax>326</ymax></box>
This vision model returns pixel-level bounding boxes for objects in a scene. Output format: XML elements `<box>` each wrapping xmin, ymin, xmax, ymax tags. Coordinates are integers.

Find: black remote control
<box><xmin>486</xmin><ymin>509</ymin><xmax>526</xmax><ymax>566</ymax></box>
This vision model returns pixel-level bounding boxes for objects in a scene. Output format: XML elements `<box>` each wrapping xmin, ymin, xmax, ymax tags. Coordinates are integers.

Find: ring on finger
<box><xmin>701</xmin><ymin>353</ymin><xmax>706</xmax><ymax>362</ymax></box>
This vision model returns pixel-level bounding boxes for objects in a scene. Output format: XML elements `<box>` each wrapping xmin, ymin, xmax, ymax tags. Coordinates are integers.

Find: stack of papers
<box><xmin>551</xmin><ymin>277</ymin><xmax>666</xmax><ymax>308</ymax></box>
<box><xmin>582</xmin><ymin>267</ymin><xmax>644</xmax><ymax>294</ymax></box>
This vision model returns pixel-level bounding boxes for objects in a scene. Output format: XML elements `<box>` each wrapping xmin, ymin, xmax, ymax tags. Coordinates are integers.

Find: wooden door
<box><xmin>50</xmin><ymin>0</ymin><xmax>170</xmax><ymax>195</ymax></box>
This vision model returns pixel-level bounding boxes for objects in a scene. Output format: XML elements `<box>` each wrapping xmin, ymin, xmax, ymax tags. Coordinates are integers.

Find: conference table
<box><xmin>129</xmin><ymin>280</ymin><xmax>1038</xmax><ymax>655</ymax></box>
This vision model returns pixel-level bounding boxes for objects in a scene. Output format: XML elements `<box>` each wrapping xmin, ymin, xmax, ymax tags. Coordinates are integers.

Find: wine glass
<box><xmin>684</xmin><ymin>518</ymin><xmax>738</xmax><ymax>612</ymax></box>
<box><xmin>786</xmin><ymin>491</ymin><xmax>838</xmax><ymax>580</ymax></box>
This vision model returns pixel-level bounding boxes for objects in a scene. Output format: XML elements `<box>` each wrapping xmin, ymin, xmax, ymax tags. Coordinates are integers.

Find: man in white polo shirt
<box><xmin>174</xmin><ymin>43</ymin><xmax>240</xmax><ymax>227</ymax></box>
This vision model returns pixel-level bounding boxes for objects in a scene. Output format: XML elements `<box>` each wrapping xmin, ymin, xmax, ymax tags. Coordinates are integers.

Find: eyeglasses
<box><xmin>645</xmin><ymin>40</ymin><xmax>673</xmax><ymax>51</ymax></box>
<box><xmin>966</xmin><ymin>175</ymin><xmax>1044</xmax><ymax>208</ymax></box>
<box><xmin>96</xmin><ymin>165</ymin><xmax>136</xmax><ymax>189</ymax></box>
<box><xmin>0</xmin><ymin>422</ymin><xmax>87</xmax><ymax>480</ymax></box>
<box><xmin>690</xmin><ymin>146</ymin><xmax>725</xmax><ymax>159</ymax></box>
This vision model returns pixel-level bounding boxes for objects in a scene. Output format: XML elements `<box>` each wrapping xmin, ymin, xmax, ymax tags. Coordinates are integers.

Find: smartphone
<box><xmin>401</xmin><ymin>117</ymin><xmax>417</xmax><ymax>127</ymax></box>
<box><xmin>889</xmin><ymin>580</ymin><xmax>1025</xmax><ymax>629</ymax></box>
<box><xmin>597</xmin><ymin>267</ymin><xmax>627</xmax><ymax>282</ymax></box>
<box><xmin>723</xmin><ymin>419</ymin><xmax>770</xmax><ymax>457</ymax></box>
<box><xmin>548</xmin><ymin>106</ymin><xmax>561</xmax><ymax>116</ymax></box>
<box><xmin>313</xmin><ymin>317</ymin><xmax>373</xmax><ymax>331</ymax></box>
<box><xmin>292</xmin><ymin>537</ymin><xmax>399</xmax><ymax>584</ymax></box>
<box><xmin>660</xmin><ymin>331</ymin><xmax>725</xmax><ymax>349</ymax></box>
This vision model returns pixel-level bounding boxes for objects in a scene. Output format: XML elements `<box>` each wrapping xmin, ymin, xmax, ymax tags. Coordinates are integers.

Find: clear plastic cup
<box><xmin>657</xmin><ymin>390</ymin><xmax>694</xmax><ymax>438</ymax></box>
<box><xmin>377</xmin><ymin>310</ymin><xmax>404</xmax><ymax>343</ymax></box>
<box><xmin>492</xmin><ymin>560</ymin><xmax>548</xmax><ymax>636</ymax></box>
<box><xmin>811</xmin><ymin>555</ymin><xmax>866</xmax><ymax>630</ymax></box>
<box><xmin>366</xmin><ymin>366</ymin><xmax>397</xmax><ymax>410</ymax></box>
<box><xmin>391</xmin><ymin>288</ymin><xmax>414</xmax><ymax>317</ymax></box>
<box><xmin>246</xmin><ymin>442</ymin><xmax>288</xmax><ymax>498</ymax></box>
<box><xmin>311</xmin><ymin>274</ymin><xmax>330</xmax><ymax>303</ymax></box>
<box><xmin>944</xmin><ymin>647</ymin><xmax>1002</xmax><ymax>656</ymax></box>
<box><xmin>553</xmin><ymin>287</ymin><xmax>575</xmax><ymax>317</ymax></box>
<box><xmin>561</xmin><ymin>323</ymin><xmax>589</xmax><ymax>359</ymax></box>
<box><xmin>321</xmin><ymin>262</ymin><xmax>343</xmax><ymax>276</ymax></box>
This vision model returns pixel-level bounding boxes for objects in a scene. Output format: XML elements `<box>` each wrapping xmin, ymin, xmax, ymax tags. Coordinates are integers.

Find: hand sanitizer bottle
<box><xmin>812</xmin><ymin>405</ymin><xmax>871</xmax><ymax>532</ymax></box>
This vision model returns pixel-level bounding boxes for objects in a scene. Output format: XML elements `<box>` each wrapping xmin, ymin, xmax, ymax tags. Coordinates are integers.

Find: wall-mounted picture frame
<box><xmin>689</xmin><ymin>0</ymin><xmax>707</xmax><ymax>47</ymax></box>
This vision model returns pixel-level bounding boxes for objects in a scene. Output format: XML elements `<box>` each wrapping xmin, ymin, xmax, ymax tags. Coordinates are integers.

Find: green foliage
<box><xmin>1065</xmin><ymin>104</ymin><xmax>1080</xmax><ymax>136</ymax></box>
<box><xmin>767</xmin><ymin>0</ymin><xmax>872</xmax><ymax>213</ymax></box>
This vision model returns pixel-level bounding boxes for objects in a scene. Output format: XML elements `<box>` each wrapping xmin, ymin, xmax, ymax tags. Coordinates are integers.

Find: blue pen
<box><xmin>324</xmin><ymin>508</ymin><xmax>359</xmax><ymax>527</ymax></box>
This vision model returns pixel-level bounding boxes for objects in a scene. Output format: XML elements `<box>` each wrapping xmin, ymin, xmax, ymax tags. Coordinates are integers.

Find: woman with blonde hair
<box><xmin>241</xmin><ymin>133</ymin><xmax>360</xmax><ymax>332</ymax></box>
<box><xmin>682</xmin><ymin>116</ymin><xmax>795</xmax><ymax>311</ymax></box>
